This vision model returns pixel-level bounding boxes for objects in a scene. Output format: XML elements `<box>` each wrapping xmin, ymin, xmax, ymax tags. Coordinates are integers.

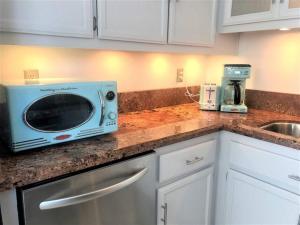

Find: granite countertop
<box><xmin>0</xmin><ymin>103</ymin><xmax>299</xmax><ymax>191</ymax></box>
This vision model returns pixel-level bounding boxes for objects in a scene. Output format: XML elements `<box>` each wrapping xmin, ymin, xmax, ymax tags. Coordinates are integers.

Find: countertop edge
<box><xmin>0</xmin><ymin>126</ymin><xmax>222</xmax><ymax>191</ymax></box>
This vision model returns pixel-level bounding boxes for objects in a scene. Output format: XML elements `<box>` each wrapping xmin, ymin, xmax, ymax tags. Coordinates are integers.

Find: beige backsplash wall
<box><xmin>1</xmin><ymin>29</ymin><xmax>300</xmax><ymax>95</ymax></box>
<box><xmin>0</xmin><ymin>45</ymin><xmax>207</xmax><ymax>92</ymax></box>
<box><xmin>205</xmin><ymin>30</ymin><xmax>300</xmax><ymax>95</ymax></box>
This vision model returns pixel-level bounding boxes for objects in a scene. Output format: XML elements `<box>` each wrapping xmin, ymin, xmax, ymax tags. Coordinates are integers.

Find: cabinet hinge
<box><xmin>93</xmin><ymin>16</ymin><xmax>98</xmax><ymax>31</ymax></box>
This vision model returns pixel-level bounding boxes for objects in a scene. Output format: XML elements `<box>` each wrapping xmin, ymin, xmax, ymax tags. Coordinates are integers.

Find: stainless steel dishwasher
<box><xmin>18</xmin><ymin>152</ymin><xmax>156</xmax><ymax>225</ymax></box>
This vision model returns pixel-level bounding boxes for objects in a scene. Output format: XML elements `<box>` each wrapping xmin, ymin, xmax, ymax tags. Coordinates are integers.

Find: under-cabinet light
<box><xmin>279</xmin><ymin>28</ymin><xmax>291</xmax><ymax>31</ymax></box>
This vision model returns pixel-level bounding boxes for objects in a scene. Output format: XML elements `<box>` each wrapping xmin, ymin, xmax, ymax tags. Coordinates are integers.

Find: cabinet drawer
<box><xmin>229</xmin><ymin>141</ymin><xmax>300</xmax><ymax>195</ymax></box>
<box><xmin>159</xmin><ymin>140</ymin><xmax>216</xmax><ymax>183</ymax></box>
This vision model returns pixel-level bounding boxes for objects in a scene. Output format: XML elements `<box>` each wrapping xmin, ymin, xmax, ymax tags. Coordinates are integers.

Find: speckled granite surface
<box><xmin>118</xmin><ymin>87</ymin><xmax>300</xmax><ymax>116</ymax></box>
<box><xmin>0</xmin><ymin>103</ymin><xmax>299</xmax><ymax>191</ymax></box>
<box><xmin>118</xmin><ymin>86</ymin><xmax>200</xmax><ymax>113</ymax></box>
<box><xmin>246</xmin><ymin>90</ymin><xmax>300</xmax><ymax>116</ymax></box>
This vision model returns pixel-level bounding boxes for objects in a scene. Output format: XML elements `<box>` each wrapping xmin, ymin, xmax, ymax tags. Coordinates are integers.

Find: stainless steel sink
<box><xmin>261</xmin><ymin>122</ymin><xmax>300</xmax><ymax>138</ymax></box>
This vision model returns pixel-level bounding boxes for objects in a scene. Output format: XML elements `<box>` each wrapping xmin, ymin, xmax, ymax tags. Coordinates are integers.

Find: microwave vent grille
<box><xmin>12</xmin><ymin>138</ymin><xmax>50</xmax><ymax>150</ymax></box>
<box><xmin>76</xmin><ymin>128</ymin><xmax>105</xmax><ymax>138</ymax></box>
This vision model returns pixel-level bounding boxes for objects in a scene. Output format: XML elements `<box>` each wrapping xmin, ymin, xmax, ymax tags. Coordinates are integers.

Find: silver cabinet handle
<box><xmin>161</xmin><ymin>203</ymin><xmax>168</xmax><ymax>225</ymax></box>
<box><xmin>39</xmin><ymin>168</ymin><xmax>148</xmax><ymax>210</ymax></box>
<box><xmin>298</xmin><ymin>215</ymin><xmax>300</xmax><ymax>225</ymax></box>
<box><xmin>288</xmin><ymin>175</ymin><xmax>300</xmax><ymax>182</ymax></box>
<box><xmin>93</xmin><ymin>16</ymin><xmax>97</xmax><ymax>31</ymax></box>
<box><xmin>186</xmin><ymin>156</ymin><xmax>204</xmax><ymax>165</ymax></box>
<box><xmin>98</xmin><ymin>91</ymin><xmax>105</xmax><ymax>126</ymax></box>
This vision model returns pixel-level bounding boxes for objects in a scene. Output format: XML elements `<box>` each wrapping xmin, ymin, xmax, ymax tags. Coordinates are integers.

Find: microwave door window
<box><xmin>25</xmin><ymin>94</ymin><xmax>94</xmax><ymax>132</ymax></box>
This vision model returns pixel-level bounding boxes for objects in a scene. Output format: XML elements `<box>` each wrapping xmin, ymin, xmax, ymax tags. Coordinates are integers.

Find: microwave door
<box><xmin>24</xmin><ymin>93</ymin><xmax>95</xmax><ymax>132</ymax></box>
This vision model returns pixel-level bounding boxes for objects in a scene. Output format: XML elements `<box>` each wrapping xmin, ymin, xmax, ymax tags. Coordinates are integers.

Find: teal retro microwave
<box><xmin>0</xmin><ymin>81</ymin><xmax>118</xmax><ymax>152</ymax></box>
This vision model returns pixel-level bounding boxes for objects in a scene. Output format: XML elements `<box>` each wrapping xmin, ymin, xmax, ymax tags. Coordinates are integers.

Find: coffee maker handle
<box><xmin>233</xmin><ymin>82</ymin><xmax>241</xmax><ymax>105</ymax></box>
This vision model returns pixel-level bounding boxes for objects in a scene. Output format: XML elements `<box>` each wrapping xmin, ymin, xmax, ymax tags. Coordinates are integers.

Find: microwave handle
<box><xmin>98</xmin><ymin>91</ymin><xmax>105</xmax><ymax>126</ymax></box>
<box><xmin>39</xmin><ymin>168</ymin><xmax>148</xmax><ymax>210</ymax></box>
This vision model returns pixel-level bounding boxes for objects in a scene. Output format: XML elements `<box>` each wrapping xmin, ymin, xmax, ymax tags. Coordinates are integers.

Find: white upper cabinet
<box><xmin>0</xmin><ymin>0</ymin><xmax>239</xmax><ymax>52</ymax></box>
<box><xmin>97</xmin><ymin>0</ymin><xmax>168</xmax><ymax>43</ymax></box>
<box><xmin>168</xmin><ymin>0</ymin><xmax>217</xmax><ymax>46</ymax></box>
<box><xmin>221</xmin><ymin>0</ymin><xmax>300</xmax><ymax>32</ymax></box>
<box><xmin>0</xmin><ymin>0</ymin><xmax>94</xmax><ymax>38</ymax></box>
<box><xmin>223</xmin><ymin>0</ymin><xmax>277</xmax><ymax>25</ymax></box>
<box><xmin>279</xmin><ymin>0</ymin><xmax>300</xmax><ymax>19</ymax></box>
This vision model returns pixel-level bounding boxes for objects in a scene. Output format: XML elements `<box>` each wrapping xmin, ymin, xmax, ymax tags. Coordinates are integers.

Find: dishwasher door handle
<box><xmin>39</xmin><ymin>168</ymin><xmax>148</xmax><ymax>210</ymax></box>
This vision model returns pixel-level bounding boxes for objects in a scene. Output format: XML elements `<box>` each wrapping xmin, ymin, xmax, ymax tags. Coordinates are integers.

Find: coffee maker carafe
<box><xmin>220</xmin><ymin>64</ymin><xmax>251</xmax><ymax>113</ymax></box>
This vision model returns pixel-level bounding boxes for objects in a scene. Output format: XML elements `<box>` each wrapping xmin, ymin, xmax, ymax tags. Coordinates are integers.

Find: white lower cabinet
<box><xmin>157</xmin><ymin>167</ymin><xmax>214</xmax><ymax>225</ymax></box>
<box><xmin>156</xmin><ymin>134</ymin><xmax>218</xmax><ymax>225</ymax></box>
<box><xmin>225</xmin><ymin>170</ymin><xmax>300</xmax><ymax>225</ymax></box>
<box><xmin>215</xmin><ymin>132</ymin><xmax>300</xmax><ymax>225</ymax></box>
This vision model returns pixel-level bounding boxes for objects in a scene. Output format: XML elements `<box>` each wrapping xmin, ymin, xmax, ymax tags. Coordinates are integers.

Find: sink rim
<box><xmin>260</xmin><ymin>121</ymin><xmax>300</xmax><ymax>138</ymax></box>
<box><xmin>260</xmin><ymin>121</ymin><xmax>300</xmax><ymax>129</ymax></box>
<box><xmin>260</xmin><ymin>121</ymin><xmax>300</xmax><ymax>128</ymax></box>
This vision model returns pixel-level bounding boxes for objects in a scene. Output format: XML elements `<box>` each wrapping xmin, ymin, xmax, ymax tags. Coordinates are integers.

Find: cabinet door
<box><xmin>279</xmin><ymin>0</ymin><xmax>300</xmax><ymax>19</ymax></box>
<box><xmin>223</xmin><ymin>0</ymin><xmax>278</xmax><ymax>25</ymax></box>
<box><xmin>98</xmin><ymin>0</ymin><xmax>168</xmax><ymax>43</ymax></box>
<box><xmin>0</xmin><ymin>0</ymin><xmax>94</xmax><ymax>38</ymax></box>
<box><xmin>157</xmin><ymin>167</ymin><xmax>214</xmax><ymax>225</ymax></box>
<box><xmin>225</xmin><ymin>170</ymin><xmax>300</xmax><ymax>225</ymax></box>
<box><xmin>168</xmin><ymin>0</ymin><xmax>216</xmax><ymax>46</ymax></box>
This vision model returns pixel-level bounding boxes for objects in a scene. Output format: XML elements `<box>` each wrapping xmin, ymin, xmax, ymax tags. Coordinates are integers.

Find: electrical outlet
<box><xmin>176</xmin><ymin>68</ymin><xmax>184</xmax><ymax>83</ymax></box>
<box><xmin>24</xmin><ymin>70</ymin><xmax>39</xmax><ymax>84</ymax></box>
<box><xmin>24</xmin><ymin>69</ymin><xmax>39</xmax><ymax>80</ymax></box>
